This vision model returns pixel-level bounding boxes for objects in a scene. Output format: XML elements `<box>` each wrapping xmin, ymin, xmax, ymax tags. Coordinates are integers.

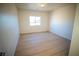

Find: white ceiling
<box><xmin>16</xmin><ymin>3</ymin><xmax>75</xmax><ymax>12</ymax></box>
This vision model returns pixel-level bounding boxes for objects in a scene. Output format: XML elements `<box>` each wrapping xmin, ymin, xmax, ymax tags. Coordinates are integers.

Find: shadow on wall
<box><xmin>0</xmin><ymin>4</ymin><xmax>20</xmax><ymax>56</ymax></box>
<box><xmin>49</xmin><ymin>4</ymin><xmax>76</xmax><ymax>40</ymax></box>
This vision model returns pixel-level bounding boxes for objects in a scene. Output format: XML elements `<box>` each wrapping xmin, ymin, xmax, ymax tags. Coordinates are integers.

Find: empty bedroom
<box><xmin>0</xmin><ymin>3</ymin><xmax>79</xmax><ymax>56</ymax></box>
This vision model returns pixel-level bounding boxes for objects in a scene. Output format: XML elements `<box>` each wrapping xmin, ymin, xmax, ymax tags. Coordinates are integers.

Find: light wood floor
<box><xmin>15</xmin><ymin>32</ymin><xmax>71</xmax><ymax>56</ymax></box>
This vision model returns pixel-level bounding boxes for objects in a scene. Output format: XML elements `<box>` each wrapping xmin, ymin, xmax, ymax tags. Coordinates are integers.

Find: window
<box><xmin>29</xmin><ymin>16</ymin><xmax>41</xmax><ymax>26</ymax></box>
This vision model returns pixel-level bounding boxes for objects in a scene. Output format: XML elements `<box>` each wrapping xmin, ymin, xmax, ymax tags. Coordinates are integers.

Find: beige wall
<box><xmin>0</xmin><ymin>4</ymin><xmax>19</xmax><ymax>56</ymax></box>
<box><xmin>49</xmin><ymin>4</ymin><xmax>76</xmax><ymax>40</ymax></box>
<box><xmin>69</xmin><ymin>4</ymin><xmax>79</xmax><ymax>56</ymax></box>
<box><xmin>18</xmin><ymin>9</ymin><xmax>49</xmax><ymax>34</ymax></box>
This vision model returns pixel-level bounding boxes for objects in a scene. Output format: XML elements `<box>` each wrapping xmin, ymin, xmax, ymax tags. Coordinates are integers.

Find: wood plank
<box><xmin>15</xmin><ymin>32</ymin><xmax>71</xmax><ymax>56</ymax></box>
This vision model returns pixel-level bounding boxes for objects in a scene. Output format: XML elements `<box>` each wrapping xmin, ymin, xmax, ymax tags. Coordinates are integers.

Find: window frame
<box><xmin>29</xmin><ymin>16</ymin><xmax>41</xmax><ymax>26</ymax></box>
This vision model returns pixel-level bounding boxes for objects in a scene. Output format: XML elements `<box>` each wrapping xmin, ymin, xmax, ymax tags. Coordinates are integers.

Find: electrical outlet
<box><xmin>0</xmin><ymin>52</ymin><xmax>5</xmax><ymax>56</ymax></box>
